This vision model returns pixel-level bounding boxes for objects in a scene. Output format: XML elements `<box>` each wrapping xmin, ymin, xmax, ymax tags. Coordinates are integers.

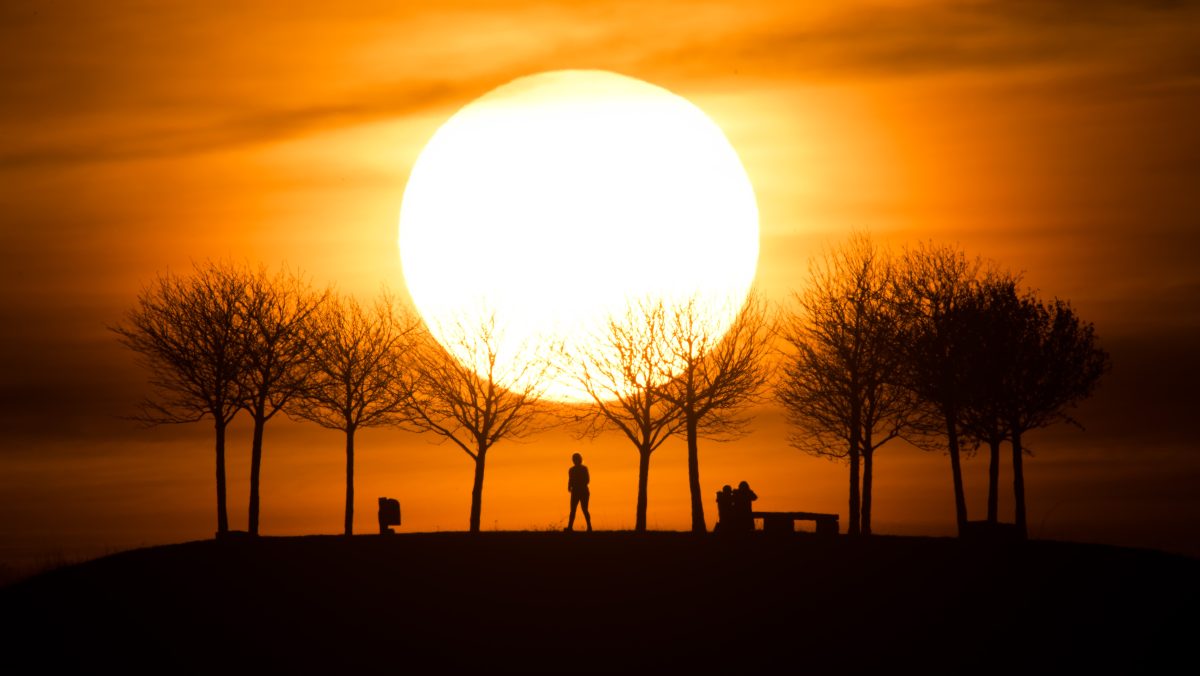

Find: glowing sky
<box><xmin>2</xmin><ymin>1</ymin><xmax>1198</xmax><ymax>570</ymax></box>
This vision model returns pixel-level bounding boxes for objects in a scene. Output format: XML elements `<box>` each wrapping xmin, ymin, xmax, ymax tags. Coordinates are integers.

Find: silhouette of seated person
<box><xmin>714</xmin><ymin>482</ymin><xmax>757</xmax><ymax>534</ymax></box>
<box><xmin>378</xmin><ymin>497</ymin><xmax>401</xmax><ymax>534</ymax></box>
<box><xmin>715</xmin><ymin>485</ymin><xmax>735</xmax><ymax>533</ymax></box>
<box><xmin>732</xmin><ymin>481</ymin><xmax>757</xmax><ymax>533</ymax></box>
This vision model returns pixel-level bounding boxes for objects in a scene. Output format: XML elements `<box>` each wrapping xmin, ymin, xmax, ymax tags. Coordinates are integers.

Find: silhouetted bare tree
<box><xmin>112</xmin><ymin>261</ymin><xmax>251</xmax><ymax>536</ymax></box>
<box><xmin>288</xmin><ymin>290</ymin><xmax>419</xmax><ymax>535</ymax></box>
<box><xmin>240</xmin><ymin>267</ymin><xmax>327</xmax><ymax>536</ymax></box>
<box><xmin>571</xmin><ymin>300</ymin><xmax>682</xmax><ymax>532</ymax></box>
<box><xmin>404</xmin><ymin>314</ymin><xmax>553</xmax><ymax>533</ymax></box>
<box><xmin>956</xmin><ymin>275</ymin><xmax>1109</xmax><ymax>537</ymax></box>
<box><xmin>778</xmin><ymin>234</ymin><xmax>919</xmax><ymax>535</ymax></box>
<box><xmin>957</xmin><ymin>272</ymin><xmax>1024</xmax><ymax>524</ymax></box>
<box><xmin>659</xmin><ymin>295</ymin><xmax>773</xmax><ymax>533</ymax></box>
<box><xmin>894</xmin><ymin>241</ymin><xmax>983</xmax><ymax>535</ymax></box>
<box><xmin>1004</xmin><ymin>296</ymin><xmax>1109</xmax><ymax>538</ymax></box>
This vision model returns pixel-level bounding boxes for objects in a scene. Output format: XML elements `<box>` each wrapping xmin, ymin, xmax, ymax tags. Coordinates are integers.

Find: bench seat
<box><xmin>751</xmin><ymin>511</ymin><xmax>839</xmax><ymax>535</ymax></box>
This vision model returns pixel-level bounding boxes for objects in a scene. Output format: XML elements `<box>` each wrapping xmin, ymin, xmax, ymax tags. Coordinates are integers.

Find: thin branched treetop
<box><xmin>113</xmin><ymin>261</ymin><xmax>252</xmax><ymax>427</ymax></box>
<box><xmin>111</xmin><ymin>260</ymin><xmax>256</xmax><ymax>535</ymax></box>
<box><xmin>289</xmin><ymin>289</ymin><xmax>420</xmax><ymax>434</ymax></box>
<box><xmin>778</xmin><ymin>233</ymin><xmax>916</xmax><ymax>459</ymax></box>
<box><xmin>404</xmin><ymin>313</ymin><xmax>556</xmax><ymax>533</ymax></box>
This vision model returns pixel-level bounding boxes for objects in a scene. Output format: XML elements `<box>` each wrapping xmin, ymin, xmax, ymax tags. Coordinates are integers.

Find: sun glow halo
<box><xmin>399</xmin><ymin>70</ymin><xmax>759</xmax><ymax>402</ymax></box>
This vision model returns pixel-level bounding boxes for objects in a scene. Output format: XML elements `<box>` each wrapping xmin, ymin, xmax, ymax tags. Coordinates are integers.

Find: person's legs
<box><xmin>581</xmin><ymin>492</ymin><xmax>591</xmax><ymax>531</ymax></box>
<box><xmin>567</xmin><ymin>493</ymin><xmax>580</xmax><ymax>531</ymax></box>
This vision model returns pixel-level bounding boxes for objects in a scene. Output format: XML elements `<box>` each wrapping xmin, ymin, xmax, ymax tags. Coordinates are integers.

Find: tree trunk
<box><xmin>685</xmin><ymin>415</ymin><xmax>706</xmax><ymax>533</ymax></box>
<box><xmin>862</xmin><ymin>429</ymin><xmax>874</xmax><ymax>536</ymax></box>
<box><xmin>946</xmin><ymin>407</ymin><xmax>968</xmax><ymax>535</ymax></box>
<box><xmin>214</xmin><ymin>418</ymin><xmax>229</xmax><ymax>536</ymax></box>
<box><xmin>1011</xmin><ymin>425</ymin><xmax>1028</xmax><ymax>539</ymax></box>
<box><xmin>344</xmin><ymin>426</ymin><xmax>355</xmax><ymax>536</ymax></box>
<box><xmin>848</xmin><ymin>447</ymin><xmax>861</xmax><ymax>536</ymax></box>
<box><xmin>635</xmin><ymin>447</ymin><xmax>651</xmax><ymax>532</ymax></box>
<box><xmin>848</xmin><ymin>401</ymin><xmax>861</xmax><ymax>536</ymax></box>
<box><xmin>986</xmin><ymin>434</ymin><xmax>1001</xmax><ymax>524</ymax></box>
<box><xmin>469</xmin><ymin>446</ymin><xmax>486</xmax><ymax>533</ymax></box>
<box><xmin>248</xmin><ymin>413</ymin><xmax>266</xmax><ymax>536</ymax></box>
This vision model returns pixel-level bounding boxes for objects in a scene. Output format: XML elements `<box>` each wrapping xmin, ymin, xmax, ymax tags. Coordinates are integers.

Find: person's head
<box><xmin>738</xmin><ymin>481</ymin><xmax>750</xmax><ymax>491</ymax></box>
<box><xmin>572</xmin><ymin>452</ymin><xmax>582</xmax><ymax>465</ymax></box>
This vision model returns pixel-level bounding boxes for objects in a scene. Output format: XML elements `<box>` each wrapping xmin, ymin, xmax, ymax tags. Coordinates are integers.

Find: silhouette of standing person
<box><xmin>566</xmin><ymin>452</ymin><xmax>592</xmax><ymax>531</ymax></box>
<box><xmin>734</xmin><ymin>480</ymin><xmax>757</xmax><ymax>533</ymax></box>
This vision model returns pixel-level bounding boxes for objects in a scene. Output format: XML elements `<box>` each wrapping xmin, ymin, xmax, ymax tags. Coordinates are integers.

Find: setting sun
<box><xmin>398</xmin><ymin>70</ymin><xmax>759</xmax><ymax>401</ymax></box>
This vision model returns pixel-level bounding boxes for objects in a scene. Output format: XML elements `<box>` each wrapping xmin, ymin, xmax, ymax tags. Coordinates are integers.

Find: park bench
<box><xmin>752</xmin><ymin>511</ymin><xmax>839</xmax><ymax>536</ymax></box>
<box><xmin>714</xmin><ymin>485</ymin><xmax>839</xmax><ymax>536</ymax></box>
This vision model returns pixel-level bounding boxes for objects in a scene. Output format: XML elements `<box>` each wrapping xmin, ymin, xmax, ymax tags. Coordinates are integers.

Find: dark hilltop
<box><xmin>3</xmin><ymin>532</ymin><xmax>1196</xmax><ymax>673</ymax></box>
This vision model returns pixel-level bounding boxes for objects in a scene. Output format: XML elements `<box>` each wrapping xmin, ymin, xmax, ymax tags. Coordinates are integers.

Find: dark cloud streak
<box><xmin>0</xmin><ymin>81</ymin><xmax>471</xmax><ymax>170</ymax></box>
<box><xmin>647</xmin><ymin>0</ymin><xmax>1200</xmax><ymax>89</ymax></box>
<box><xmin>4</xmin><ymin>1</ymin><xmax>1198</xmax><ymax>169</ymax></box>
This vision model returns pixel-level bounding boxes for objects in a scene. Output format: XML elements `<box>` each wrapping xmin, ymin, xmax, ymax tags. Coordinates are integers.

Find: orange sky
<box><xmin>2</xmin><ymin>1</ymin><xmax>1199</xmax><ymax>569</ymax></box>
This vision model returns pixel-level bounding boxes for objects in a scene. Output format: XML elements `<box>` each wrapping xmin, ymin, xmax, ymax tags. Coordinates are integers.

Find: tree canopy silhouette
<box><xmin>239</xmin><ymin>266</ymin><xmax>326</xmax><ymax>536</ymax></box>
<box><xmin>956</xmin><ymin>272</ymin><xmax>1025</xmax><ymax>525</ymax></box>
<box><xmin>288</xmin><ymin>290</ymin><xmax>419</xmax><ymax>536</ymax></box>
<box><xmin>659</xmin><ymin>295</ymin><xmax>772</xmax><ymax>533</ymax></box>
<box><xmin>111</xmin><ymin>261</ymin><xmax>251</xmax><ymax>536</ymax></box>
<box><xmin>893</xmin><ymin>241</ymin><xmax>983</xmax><ymax>535</ymax></box>
<box><xmin>999</xmin><ymin>294</ymin><xmax>1109</xmax><ymax>537</ymax></box>
<box><xmin>778</xmin><ymin>234</ymin><xmax>920</xmax><ymax>535</ymax></box>
<box><xmin>570</xmin><ymin>300</ymin><xmax>682</xmax><ymax>532</ymax></box>
<box><xmin>404</xmin><ymin>314</ymin><xmax>553</xmax><ymax>533</ymax></box>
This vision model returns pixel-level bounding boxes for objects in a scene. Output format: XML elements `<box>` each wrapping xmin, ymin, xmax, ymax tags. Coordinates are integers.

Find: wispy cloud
<box><xmin>3</xmin><ymin>1</ymin><xmax>1197</xmax><ymax>167</ymax></box>
<box><xmin>646</xmin><ymin>0</ymin><xmax>1200</xmax><ymax>84</ymax></box>
<box><xmin>0</xmin><ymin>80</ymin><xmax>471</xmax><ymax>169</ymax></box>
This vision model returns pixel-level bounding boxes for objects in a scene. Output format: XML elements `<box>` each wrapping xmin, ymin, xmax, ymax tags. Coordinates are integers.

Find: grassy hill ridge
<box><xmin>3</xmin><ymin>532</ymin><xmax>1195</xmax><ymax>673</ymax></box>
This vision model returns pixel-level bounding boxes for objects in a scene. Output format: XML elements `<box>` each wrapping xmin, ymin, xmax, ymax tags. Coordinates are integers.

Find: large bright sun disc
<box><xmin>399</xmin><ymin>70</ymin><xmax>759</xmax><ymax>402</ymax></box>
